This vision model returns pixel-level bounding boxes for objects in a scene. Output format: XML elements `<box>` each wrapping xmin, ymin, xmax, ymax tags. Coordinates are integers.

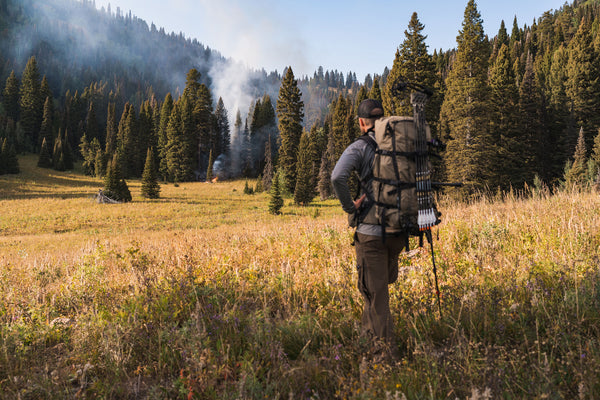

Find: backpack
<box><xmin>357</xmin><ymin>115</ymin><xmax>440</xmax><ymax>236</ymax></box>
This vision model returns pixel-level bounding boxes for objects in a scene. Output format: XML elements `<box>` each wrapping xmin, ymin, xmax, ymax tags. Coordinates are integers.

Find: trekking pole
<box><xmin>425</xmin><ymin>229</ymin><xmax>442</xmax><ymax>317</ymax></box>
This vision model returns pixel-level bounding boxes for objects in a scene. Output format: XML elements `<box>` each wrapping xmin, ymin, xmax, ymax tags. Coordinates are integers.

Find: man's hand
<box><xmin>353</xmin><ymin>194</ymin><xmax>366</xmax><ymax>211</ymax></box>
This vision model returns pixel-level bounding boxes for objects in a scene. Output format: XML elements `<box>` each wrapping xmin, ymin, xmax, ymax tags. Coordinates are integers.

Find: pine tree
<box><xmin>53</xmin><ymin>129</ymin><xmax>66</xmax><ymax>171</ymax></box>
<box><xmin>206</xmin><ymin>148</ymin><xmax>214</xmax><ymax>182</ymax></box>
<box><xmin>317</xmin><ymin>149</ymin><xmax>332</xmax><ymax>200</ymax></box>
<box><xmin>331</xmin><ymin>94</ymin><xmax>350</xmax><ymax>163</ymax></box>
<box><xmin>38</xmin><ymin>97</ymin><xmax>54</xmax><ymax>152</ymax></box>
<box><xmin>294</xmin><ymin>130</ymin><xmax>315</xmax><ymax>205</ymax></box>
<box><xmin>1</xmin><ymin>137</ymin><xmax>19</xmax><ymax>174</ymax></box>
<box><xmin>518</xmin><ymin>52</ymin><xmax>544</xmax><ymax>185</ymax></box>
<box><xmin>369</xmin><ymin>78</ymin><xmax>382</xmax><ymax>102</ymax></box>
<box><xmin>3</xmin><ymin>71</ymin><xmax>20</xmax><ymax>122</ymax></box>
<box><xmin>269</xmin><ymin>170</ymin><xmax>284</xmax><ymax>215</ymax></box>
<box><xmin>262</xmin><ymin>133</ymin><xmax>274</xmax><ymax>191</ymax></box>
<box><xmin>157</xmin><ymin>93</ymin><xmax>174</xmax><ymax>180</ymax></box>
<box><xmin>382</xmin><ymin>12</ymin><xmax>437</xmax><ymax>120</ymax></box>
<box><xmin>564</xmin><ymin>127</ymin><xmax>588</xmax><ymax>188</ymax></box>
<box><xmin>105</xmin><ymin>102</ymin><xmax>118</xmax><ymax>156</ymax></box>
<box><xmin>104</xmin><ymin>153</ymin><xmax>132</xmax><ymax>202</ymax></box>
<box><xmin>38</xmin><ymin>137</ymin><xmax>53</xmax><ymax>168</ymax></box>
<box><xmin>141</xmin><ymin>147</ymin><xmax>160</xmax><ymax>199</ymax></box>
<box><xmin>439</xmin><ymin>0</ymin><xmax>492</xmax><ymax>195</ymax></box>
<box><xmin>214</xmin><ymin>97</ymin><xmax>230</xmax><ymax>157</ymax></box>
<box><xmin>85</xmin><ymin>101</ymin><xmax>100</xmax><ymax>143</ymax></box>
<box><xmin>19</xmin><ymin>56</ymin><xmax>43</xmax><ymax>151</ymax></box>
<box><xmin>94</xmin><ymin>148</ymin><xmax>107</xmax><ymax>178</ymax></box>
<box><xmin>566</xmin><ymin>17</ymin><xmax>600</xmax><ymax>148</ymax></box>
<box><xmin>488</xmin><ymin>43</ymin><xmax>519</xmax><ymax>190</ymax></box>
<box><xmin>277</xmin><ymin>67</ymin><xmax>304</xmax><ymax>193</ymax></box>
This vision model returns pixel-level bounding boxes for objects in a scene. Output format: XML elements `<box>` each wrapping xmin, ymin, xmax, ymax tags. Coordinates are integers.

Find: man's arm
<box><xmin>331</xmin><ymin>143</ymin><xmax>363</xmax><ymax>214</ymax></box>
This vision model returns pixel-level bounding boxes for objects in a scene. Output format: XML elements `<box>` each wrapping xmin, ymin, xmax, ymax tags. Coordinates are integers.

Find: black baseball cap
<box><xmin>357</xmin><ymin>99</ymin><xmax>384</xmax><ymax>118</ymax></box>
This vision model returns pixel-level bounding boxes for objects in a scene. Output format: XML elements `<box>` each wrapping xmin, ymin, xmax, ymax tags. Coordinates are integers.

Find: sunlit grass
<box><xmin>1</xmin><ymin>154</ymin><xmax>599</xmax><ymax>399</ymax></box>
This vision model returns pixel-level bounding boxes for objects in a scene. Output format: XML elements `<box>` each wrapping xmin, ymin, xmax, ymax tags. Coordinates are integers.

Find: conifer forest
<box><xmin>1</xmin><ymin>0</ymin><xmax>600</xmax><ymax>398</ymax></box>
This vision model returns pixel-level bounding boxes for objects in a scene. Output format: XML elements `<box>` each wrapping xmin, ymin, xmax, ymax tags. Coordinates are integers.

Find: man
<box><xmin>331</xmin><ymin>99</ymin><xmax>407</xmax><ymax>360</ymax></box>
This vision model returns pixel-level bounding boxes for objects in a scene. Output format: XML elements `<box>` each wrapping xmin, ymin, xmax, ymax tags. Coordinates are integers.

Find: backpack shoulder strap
<box><xmin>356</xmin><ymin>133</ymin><xmax>377</xmax><ymax>150</ymax></box>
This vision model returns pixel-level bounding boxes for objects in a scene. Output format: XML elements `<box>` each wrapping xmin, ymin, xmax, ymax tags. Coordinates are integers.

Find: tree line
<box><xmin>3</xmin><ymin>0</ymin><xmax>600</xmax><ymax>204</ymax></box>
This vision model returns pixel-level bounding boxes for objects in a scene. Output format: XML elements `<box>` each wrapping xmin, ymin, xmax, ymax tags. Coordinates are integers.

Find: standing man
<box><xmin>331</xmin><ymin>99</ymin><xmax>407</xmax><ymax>361</ymax></box>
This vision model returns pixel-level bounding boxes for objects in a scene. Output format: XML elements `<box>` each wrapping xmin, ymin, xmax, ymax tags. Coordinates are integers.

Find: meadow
<box><xmin>1</xmin><ymin>155</ymin><xmax>599</xmax><ymax>399</ymax></box>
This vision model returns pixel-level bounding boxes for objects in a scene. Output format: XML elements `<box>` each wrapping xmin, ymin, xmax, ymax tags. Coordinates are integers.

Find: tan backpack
<box><xmin>359</xmin><ymin>115</ymin><xmax>439</xmax><ymax>235</ymax></box>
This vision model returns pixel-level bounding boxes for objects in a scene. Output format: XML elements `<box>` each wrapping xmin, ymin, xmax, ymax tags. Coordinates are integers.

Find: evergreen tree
<box><xmin>38</xmin><ymin>97</ymin><xmax>54</xmax><ymax>151</ymax></box>
<box><xmin>214</xmin><ymin>97</ymin><xmax>230</xmax><ymax>156</ymax></box>
<box><xmin>564</xmin><ymin>127</ymin><xmax>587</xmax><ymax>188</ymax></box>
<box><xmin>3</xmin><ymin>71</ymin><xmax>19</xmax><ymax>122</ymax></box>
<box><xmin>141</xmin><ymin>147</ymin><xmax>160</xmax><ymax>199</ymax></box>
<box><xmin>105</xmin><ymin>102</ymin><xmax>118</xmax><ymax>156</ymax></box>
<box><xmin>439</xmin><ymin>0</ymin><xmax>492</xmax><ymax>195</ymax></box>
<box><xmin>276</xmin><ymin>67</ymin><xmax>304</xmax><ymax>193</ymax></box>
<box><xmin>232</xmin><ymin>109</ymin><xmax>243</xmax><ymax>175</ymax></box>
<box><xmin>94</xmin><ymin>148</ymin><xmax>107</xmax><ymax>178</ymax></box>
<box><xmin>488</xmin><ymin>43</ymin><xmax>519</xmax><ymax>190</ymax></box>
<box><xmin>19</xmin><ymin>56</ymin><xmax>43</xmax><ymax>151</ymax></box>
<box><xmin>369</xmin><ymin>78</ymin><xmax>382</xmax><ymax>102</ymax></box>
<box><xmin>330</xmin><ymin>94</ymin><xmax>350</xmax><ymax>163</ymax></box>
<box><xmin>206</xmin><ymin>148</ymin><xmax>214</xmax><ymax>182</ymax></box>
<box><xmin>37</xmin><ymin>137</ymin><xmax>53</xmax><ymax>168</ymax></box>
<box><xmin>317</xmin><ymin>149</ymin><xmax>333</xmax><ymax>200</ymax></box>
<box><xmin>382</xmin><ymin>12</ymin><xmax>437</xmax><ymax>121</ymax></box>
<box><xmin>1</xmin><ymin>137</ymin><xmax>19</xmax><ymax>174</ymax></box>
<box><xmin>294</xmin><ymin>130</ymin><xmax>315</xmax><ymax>205</ymax></box>
<box><xmin>85</xmin><ymin>102</ymin><xmax>100</xmax><ymax>143</ymax></box>
<box><xmin>566</xmin><ymin>17</ymin><xmax>600</xmax><ymax>148</ymax></box>
<box><xmin>195</xmin><ymin>83</ymin><xmax>215</xmax><ymax>175</ymax></box>
<box><xmin>157</xmin><ymin>93</ymin><xmax>174</xmax><ymax>180</ymax></box>
<box><xmin>165</xmin><ymin>101</ymin><xmax>194</xmax><ymax>182</ymax></box>
<box><xmin>52</xmin><ymin>129</ymin><xmax>73</xmax><ymax>171</ymax></box>
<box><xmin>104</xmin><ymin>153</ymin><xmax>132</xmax><ymax>202</ymax></box>
<box><xmin>262</xmin><ymin>133</ymin><xmax>274</xmax><ymax>191</ymax></box>
<box><xmin>269</xmin><ymin>170</ymin><xmax>284</xmax><ymax>215</ymax></box>
<box><xmin>518</xmin><ymin>52</ymin><xmax>544</xmax><ymax>185</ymax></box>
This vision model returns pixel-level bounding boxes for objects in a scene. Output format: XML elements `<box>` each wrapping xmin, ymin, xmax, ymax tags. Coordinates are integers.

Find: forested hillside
<box><xmin>1</xmin><ymin>0</ymin><xmax>600</xmax><ymax>199</ymax></box>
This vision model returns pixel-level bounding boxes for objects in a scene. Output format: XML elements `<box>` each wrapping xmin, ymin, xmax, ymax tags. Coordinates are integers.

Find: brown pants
<box><xmin>355</xmin><ymin>232</ymin><xmax>407</xmax><ymax>347</ymax></box>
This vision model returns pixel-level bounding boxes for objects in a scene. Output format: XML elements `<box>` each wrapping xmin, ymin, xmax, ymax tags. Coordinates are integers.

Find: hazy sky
<box><xmin>93</xmin><ymin>0</ymin><xmax>569</xmax><ymax>81</ymax></box>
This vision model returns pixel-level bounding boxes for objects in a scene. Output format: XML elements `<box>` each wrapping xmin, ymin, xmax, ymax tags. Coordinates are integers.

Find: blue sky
<box><xmin>93</xmin><ymin>0</ymin><xmax>569</xmax><ymax>81</ymax></box>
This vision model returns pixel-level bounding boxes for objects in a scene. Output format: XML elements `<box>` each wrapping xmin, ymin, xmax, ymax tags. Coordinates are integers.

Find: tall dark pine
<box><xmin>276</xmin><ymin>67</ymin><xmax>304</xmax><ymax>193</ymax></box>
<box><xmin>105</xmin><ymin>102</ymin><xmax>118</xmax><ymax>156</ymax></box>
<box><xmin>1</xmin><ymin>138</ymin><xmax>19</xmax><ymax>174</ymax></box>
<box><xmin>564</xmin><ymin>127</ymin><xmax>587</xmax><ymax>188</ymax></box>
<box><xmin>439</xmin><ymin>0</ymin><xmax>492</xmax><ymax>195</ymax></box>
<box><xmin>38</xmin><ymin>137</ymin><xmax>53</xmax><ymax>168</ymax></box>
<box><xmin>104</xmin><ymin>153</ymin><xmax>132</xmax><ymax>202</ymax></box>
<box><xmin>566</xmin><ymin>17</ymin><xmax>600</xmax><ymax>149</ymax></box>
<box><xmin>269</xmin><ymin>170</ymin><xmax>284</xmax><ymax>215</ymax></box>
<box><xmin>214</xmin><ymin>97</ymin><xmax>230</xmax><ymax>157</ymax></box>
<box><xmin>141</xmin><ymin>147</ymin><xmax>160</xmax><ymax>199</ymax></box>
<box><xmin>262</xmin><ymin>133</ymin><xmax>274</xmax><ymax>192</ymax></box>
<box><xmin>38</xmin><ymin>97</ymin><xmax>54</xmax><ymax>151</ymax></box>
<box><xmin>488</xmin><ymin>43</ymin><xmax>519</xmax><ymax>189</ymax></box>
<box><xmin>3</xmin><ymin>71</ymin><xmax>20</xmax><ymax>122</ymax></box>
<box><xmin>383</xmin><ymin>12</ymin><xmax>437</xmax><ymax>121</ymax></box>
<box><xmin>157</xmin><ymin>93</ymin><xmax>174</xmax><ymax>180</ymax></box>
<box><xmin>19</xmin><ymin>56</ymin><xmax>43</xmax><ymax>151</ymax></box>
<box><xmin>518</xmin><ymin>52</ymin><xmax>544</xmax><ymax>185</ymax></box>
<box><xmin>294</xmin><ymin>130</ymin><xmax>315</xmax><ymax>205</ymax></box>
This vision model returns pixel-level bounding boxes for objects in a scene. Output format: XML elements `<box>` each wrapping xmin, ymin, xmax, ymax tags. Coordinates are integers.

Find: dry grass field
<box><xmin>1</xmin><ymin>155</ymin><xmax>599</xmax><ymax>399</ymax></box>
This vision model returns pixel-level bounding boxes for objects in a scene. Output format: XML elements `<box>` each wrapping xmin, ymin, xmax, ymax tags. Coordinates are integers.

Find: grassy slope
<box><xmin>1</xmin><ymin>155</ymin><xmax>599</xmax><ymax>399</ymax></box>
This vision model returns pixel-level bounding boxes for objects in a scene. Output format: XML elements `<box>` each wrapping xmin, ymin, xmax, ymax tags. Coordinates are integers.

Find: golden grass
<box><xmin>1</xmin><ymin>154</ymin><xmax>600</xmax><ymax>399</ymax></box>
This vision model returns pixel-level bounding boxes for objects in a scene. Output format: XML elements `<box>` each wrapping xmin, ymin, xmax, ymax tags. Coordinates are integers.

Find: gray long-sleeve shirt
<box><xmin>331</xmin><ymin>131</ymin><xmax>381</xmax><ymax>236</ymax></box>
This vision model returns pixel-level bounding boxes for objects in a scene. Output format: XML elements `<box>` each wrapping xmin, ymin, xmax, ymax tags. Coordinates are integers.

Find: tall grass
<box><xmin>1</xmin><ymin>155</ymin><xmax>599</xmax><ymax>399</ymax></box>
